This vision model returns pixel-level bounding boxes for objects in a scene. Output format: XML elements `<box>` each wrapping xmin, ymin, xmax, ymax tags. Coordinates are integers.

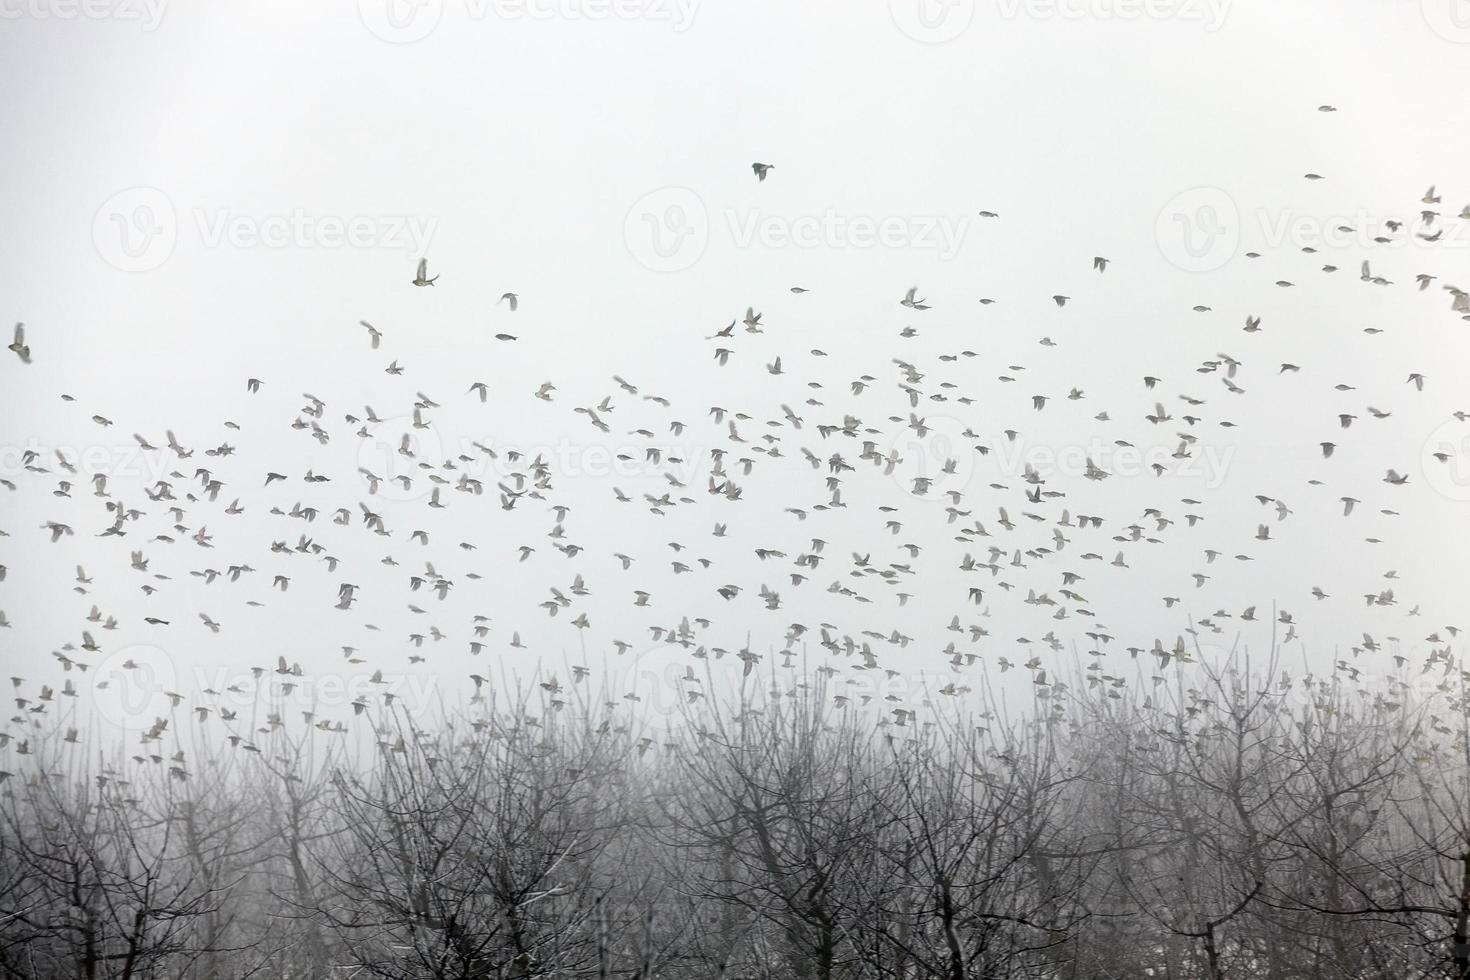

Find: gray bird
<box><xmin>8</xmin><ymin>324</ymin><xmax>30</xmax><ymax>363</ymax></box>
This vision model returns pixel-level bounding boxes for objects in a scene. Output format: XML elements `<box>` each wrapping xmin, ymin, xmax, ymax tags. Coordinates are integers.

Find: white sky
<box><xmin>3</xmin><ymin>0</ymin><xmax>1470</xmax><ymax>737</ymax></box>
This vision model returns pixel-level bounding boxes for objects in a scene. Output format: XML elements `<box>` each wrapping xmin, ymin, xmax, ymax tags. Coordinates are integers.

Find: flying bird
<box><xmin>412</xmin><ymin>258</ymin><xmax>438</xmax><ymax>287</ymax></box>
<box><xmin>8</xmin><ymin>324</ymin><xmax>30</xmax><ymax>363</ymax></box>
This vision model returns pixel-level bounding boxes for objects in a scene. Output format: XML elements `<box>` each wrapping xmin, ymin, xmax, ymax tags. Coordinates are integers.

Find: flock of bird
<box><xmin>3</xmin><ymin>117</ymin><xmax>1470</xmax><ymax>771</ymax></box>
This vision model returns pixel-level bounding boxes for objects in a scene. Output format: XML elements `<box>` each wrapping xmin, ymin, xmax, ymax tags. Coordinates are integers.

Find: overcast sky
<box><xmin>3</xmin><ymin>0</ymin><xmax>1469</xmax><ymax>738</ymax></box>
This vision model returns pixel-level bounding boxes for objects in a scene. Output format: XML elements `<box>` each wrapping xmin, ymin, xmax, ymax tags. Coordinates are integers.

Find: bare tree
<box><xmin>0</xmin><ymin>726</ymin><xmax>236</xmax><ymax>980</ymax></box>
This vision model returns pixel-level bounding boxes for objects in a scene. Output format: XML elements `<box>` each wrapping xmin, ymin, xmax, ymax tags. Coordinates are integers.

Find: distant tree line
<box><xmin>1</xmin><ymin>652</ymin><xmax>1468</xmax><ymax>980</ymax></box>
